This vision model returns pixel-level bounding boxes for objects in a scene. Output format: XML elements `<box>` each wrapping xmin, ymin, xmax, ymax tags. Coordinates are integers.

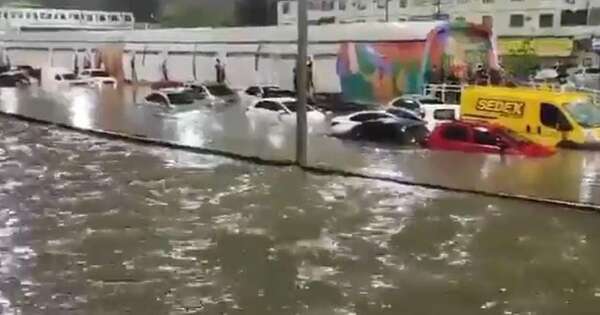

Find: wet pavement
<box><xmin>0</xmin><ymin>86</ymin><xmax>599</xmax><ymax>205</ymax></box>
<box><xmin>0</xmin><ymin>112</ymin><xmax>600</xmax><ymax>314</ymax></box>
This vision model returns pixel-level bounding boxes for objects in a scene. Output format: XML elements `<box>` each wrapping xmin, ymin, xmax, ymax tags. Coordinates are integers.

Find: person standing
<box><xmin>307</xmin><ymin>57</ymin><xmax>314</xmax><ymax>95</ymax></box>
<box><xmin>215</xmin><ymin>58</ymin><xmax>226</xmax><ymax>83</ymax></box>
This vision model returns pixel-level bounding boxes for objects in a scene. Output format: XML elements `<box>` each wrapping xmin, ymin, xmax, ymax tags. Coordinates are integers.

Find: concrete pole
<box><xmin>296</xmin><ymin>0</ymin><xmax>308</xmax><ymax>166</ymax></box>
<box><xmin>385</xmin><ymin>0</ymin><xmax>389</xmax><ymax>22</ymax></box>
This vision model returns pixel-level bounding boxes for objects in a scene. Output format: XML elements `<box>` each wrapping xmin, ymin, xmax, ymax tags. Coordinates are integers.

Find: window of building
<box><xmin>124</xmin><ymin>15</ymin><xmax>133</xmax><ymax>22</ymax></box>
<box><xmin>455</xmin><ymin>16</ymin><xmax>466</xmax><ymax>22</ymax></box>
<box><xmin>70</xmin><ymin>13</ymin><xmax>80</xmax><ymax>20</ymax></box>
<box><xmin>482</xmin><ymin>15</ymin><xmax>493</xmax><ymax>26</ymax></box>
<box><xmin>86</xmin><ymin>14</ymin><xmax>93</xmax><ymax>22</ymax></box>
<box><xmin>339</xmin><ymin>0</ymin><xmax>347</xmax><ymax>10</ymax></box>
<box><xmin>539</xmin><ymin>14</ymin><xmax>553</xmax><ymax>28</ymax></box>
<box><xmin>561</xmin><ymin>9</ymin><xmax>588</xmax><ymax>26</ymax></box>
<box><xmin>33</xmin><ymin>13</ymin><xmax>38</xmax><ymax>19</ymax></box>
<box><xmin>25</xmin><ymin>13</ymin><xmax>31</xmax><ymax>19</ymax></box>
<box><xmin>589</xmin><ymin>7</ymin><xmax>600</xmax><ymax>26</ymax></box>
<box><xmin>377</xmin><ymin>0</ymin><xmax>386</xmax><ymax>9</ymax></box>
<box><xmin>110</xmin><ymin>15</ymin><xmax>119</xmax><ymax>22</ymax></box>
<box><xmin>399</xmin><ymin>0</ymin><xmax>407</xmax><ymax>8</ymax></box>
<box><xmin>99</xmin><ymin>15</ymin><xmax>106</xmax><ymax>22</ymax></box>
<box><xmin>482</xmin><ymin>0</ymin><xmax>494</xmax><ymax>3</ymax></box>
<box><xmin>282</xmin><ymin>1</ymin><xmax>290</xmax><ymax>14</ymax></box>
<box><xmin>509</xmin><ymin>14</ymin><xmax>525</xmax><ymax>27</ymax></box>
<box><xmin>441</xmin><ymin>125</ymin><xmax>469</xmax><ymax>142</ymax></box>
<box><xmin>17</xmin><ymin>12</ymin><xmax>23</xmax><ymax>19</ymax></box>
<box><xmin>3</xmin><ymin>12</ymin><xmax>7</xmax><ymax>19</ymax></box>
<box><xmin>322</xmin><ymin>1</ymin><xmax>334</xmax><ymax>11</ymax></box>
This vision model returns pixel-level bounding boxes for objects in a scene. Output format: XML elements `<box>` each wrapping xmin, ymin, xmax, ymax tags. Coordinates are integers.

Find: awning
<box><xmin>498</xmin><ymin>37</ymin><xmax>573</xmax><ymax>57</ymax></box>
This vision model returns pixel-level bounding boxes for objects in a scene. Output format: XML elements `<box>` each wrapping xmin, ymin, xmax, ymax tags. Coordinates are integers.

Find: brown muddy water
<box><xmin>0</xmin><ymin>87</ymin><xmax>599</xmax><ymax>314</ymax></box>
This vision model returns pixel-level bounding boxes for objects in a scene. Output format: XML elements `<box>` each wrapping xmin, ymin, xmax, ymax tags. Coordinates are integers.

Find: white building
<box><xmin>278</xmin><ymin>0</ymin><xmax>600</xmax><ymax>37</ymax></box>
<box><xmin>278</xmin><ymin>0</ymin><xmax>600</xmax><ymax>65</ymax></box>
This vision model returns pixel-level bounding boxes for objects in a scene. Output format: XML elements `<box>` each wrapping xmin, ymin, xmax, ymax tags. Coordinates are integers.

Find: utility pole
<box><xmin>433</xmin><ymin>0</ymin><xmax>441</xmax><ymax>20</ymax></box>
<box><xmin>296</xmin><ymin>0</ymin><xmax>308</xmax><ymax>166</ymax></box>
<box><xmin>385</xmin><ymin>0</ymin><xmax>390</xmax><ymax>22</ymax></box>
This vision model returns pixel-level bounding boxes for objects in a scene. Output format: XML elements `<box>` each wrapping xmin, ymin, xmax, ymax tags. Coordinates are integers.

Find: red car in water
<box><xmin>426</xmin><ymin>121</ymin><xmax>555</xmax><ymax>157</ymax></box>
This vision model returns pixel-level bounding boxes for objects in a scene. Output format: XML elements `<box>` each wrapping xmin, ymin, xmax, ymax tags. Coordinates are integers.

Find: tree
<box><xmin>502</xmin><ymin>39</ymin><xmax>541</xmax><ymax>80</ymax></box>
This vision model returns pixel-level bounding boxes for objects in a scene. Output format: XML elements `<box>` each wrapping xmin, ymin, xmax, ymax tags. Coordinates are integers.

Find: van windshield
<box><xmin>565</xmin><ymin>101</ymin><xmax>600</xmax><ymax>128</ymax></box>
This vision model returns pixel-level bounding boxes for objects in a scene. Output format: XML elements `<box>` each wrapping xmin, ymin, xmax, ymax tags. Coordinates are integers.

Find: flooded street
<box><xmin>0</xmin><ymin>87</ymin><xmax>600</xmax><ymax>314</ymax></box>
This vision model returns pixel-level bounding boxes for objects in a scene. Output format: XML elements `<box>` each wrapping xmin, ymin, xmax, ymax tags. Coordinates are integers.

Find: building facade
<box><xmin>278</xmin><ymin>0</ymin><xmax>600</xmax><ymax>66</ymax></box>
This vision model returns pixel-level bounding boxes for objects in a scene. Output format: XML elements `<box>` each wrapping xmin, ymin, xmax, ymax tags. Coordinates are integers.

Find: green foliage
<box><xmin>160</xmin><ymin>6</ymin><xmax>232</xmax><ymax>28</ymax></box>
<box><xmin>502</xmin><ymin>39</ymin><xmax>541</xmax><ymax>79</ymax></box>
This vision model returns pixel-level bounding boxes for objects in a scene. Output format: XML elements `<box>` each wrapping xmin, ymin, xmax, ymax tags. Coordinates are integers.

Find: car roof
<box><xmin>156</xmin><ymin>87</ymin><xmax>189</xmax><ymax>94</ymax></box>
<box><xmin>260</xmin><ymin>97</ymin><xmax>297</xmax><ymax>102</ymax></box>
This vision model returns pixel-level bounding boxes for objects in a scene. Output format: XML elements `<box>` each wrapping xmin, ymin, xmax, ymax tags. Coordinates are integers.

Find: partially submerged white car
<box><xmin>144</xmin><ymin>88</ymin><xmax>198</xmax><ymax>111</ymax></box>
<box><xmin>42</xmin><ymin>67</ymin><xmax>90</xmax><ymax>90</ymax></box>
<box><xmin>246</xmin><ymin>97</ymin><xmax>326</xmax><ymax>127</ymax></box>
<box><xmin>79</xmin><ymin>68</ymin><xmax>117</xmax><ymax>89</ymax></box>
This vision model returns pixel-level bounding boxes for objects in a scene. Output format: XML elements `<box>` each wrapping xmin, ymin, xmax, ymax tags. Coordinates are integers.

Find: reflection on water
<box><xmin>1</xmin><ymin>86</ymin><xmax>599</xmax><ymax>206</ymax></box>
<box><xmin>0</xmin><ymin>117</ymin><xmax>599</xmax><ymax>314</ymax></box>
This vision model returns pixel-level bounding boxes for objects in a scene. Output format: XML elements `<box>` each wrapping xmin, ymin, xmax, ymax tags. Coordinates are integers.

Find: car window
<box><xmin>433</xmin><ymin>109</ymin><xmax>456</xmax><ymax>120</ymax></box>
<box><xmin>205</xmin><ymin>84</ymin><xmax>234</xmax><ymax>96</ymax></box>
<box><xmin>246</xmin><ymin>86</ymin><xmax>261</xmax><ymax>96</ymax></box>
<box><xmin>255</xmin><ymin>101</ymin><xmax>282</xmax><ymax>112</ymax></box>
<box><xmin>393</xmin><ymin>99</ymin><xmax>420</xmax><ymax>111</ymax></box>
<box><xmin>168</xmin><ymin>93</ymin><xmax>194</xmax><ymax>105</ymax></box>
<box><xmin>473</xmin><ymin>128</ymin><xmax>498</xmax><ymax>146</ymax></box>
<box><xmin>586</xmin><ymin>68</ymin><xmax>600</xmax><ymax>74</ymax></box>
<box><xmin>62</xmin><ymin>73</ymin><xmax>77</xmax><ymax>80</ymax></box>
<box><xmin>282</xmin><ymin>101</ymin><xmax>317</xmax><ymax>112</ymax></box>
<box><xmin>350</xmin><ymin>113</ymin><xmax>391</xmax><ymax>122</ymax></box>
<box><xmin>387</xmin><ymin>108</ymin><xmax>420</xmax><ymax>120</ymax></box>
<box><xmin>441</xmin><ymin>125</ymin><xmax>469</xmax><ymax>142</ymax></box>
<box><xmin>540</xmin><ymin>103</ymin><xmax>570</xmax><ymax>129</ymax></box>
<box><xmin>91</xmin><ymin>71</ymin><xmax>109</xmax><ymax>77</ymax></box>
<box><xmin>146</xmin><ymin>94</ymin><xmax>167</xmax><ymax>104</ymax></box>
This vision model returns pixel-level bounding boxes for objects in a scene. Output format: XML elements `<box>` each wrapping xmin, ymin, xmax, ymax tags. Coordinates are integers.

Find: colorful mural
<box><xmin>336</xmin><ymin>22</ymin><xmax>496</xmax><ymax>104</ymax></box>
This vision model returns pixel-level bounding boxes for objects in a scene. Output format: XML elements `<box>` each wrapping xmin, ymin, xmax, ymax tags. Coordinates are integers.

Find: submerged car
<box><xmin>245</xmin><ymin>85</ymin><xmax>295</xmax><ymax>98</ymax></box>
<box><xmin>144</xmin><ymin>88</ymin><xmax>198</xmax><ymax>110</ymax></box>
<box><xmin>43</xmin><ymin>67</ymin><xmax>90</xmax><ymax>89</ymax></box>
<box><xmin>246</xmin><ymin>97</ymin><xmax>326</xmax><ymax>126</ymax></box>
<box><xmin>79</xmin><ymin>68</ymin><xmax>117</xmax><ymax>89</ymax></box>
<box><xmin>0</xmin><ymin>70</ymin><xmax>31</xmax><ymax>87</ymax></box>
<box><xmin>185</xmin><ymin>81</ymin><xmax>240</xmax><ymax>107</ymax></box>
<box><xmin>389</xmin><ymin>94</ymin><xmax>459</xmax><ymax>131</ymax></box>
<box><xmin>330</xmin><ymin>110</ymin><xmax>429</xmax><ymax>144</ymax></box>
<box><xmin>426</xmin><ymin>121</ymin><xmax>555</xmax><ymax>157</ymax></box>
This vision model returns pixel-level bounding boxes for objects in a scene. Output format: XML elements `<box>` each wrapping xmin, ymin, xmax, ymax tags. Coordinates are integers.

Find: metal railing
<box><xmin>424</xmin><ymin>83</ymin><xmax>600</xmax><ymax>104</ymax></box>
<box><xmin>423</xmin><ymin>83</ymin><xmax>464</xmax><ymax>104</ymax></box>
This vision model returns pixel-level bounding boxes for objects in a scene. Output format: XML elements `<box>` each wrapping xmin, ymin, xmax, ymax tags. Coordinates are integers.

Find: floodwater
<box><xmin>0</xmin><ymin>86</ymin><xmax>600</xmax><ymax>314</ymax></box>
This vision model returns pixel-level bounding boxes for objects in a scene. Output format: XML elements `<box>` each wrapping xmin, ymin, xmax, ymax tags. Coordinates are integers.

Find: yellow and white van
<box><xmin>461</xmin><ymin>86</ymin><xmax>600</xmax><ymax>148</ymax></box>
